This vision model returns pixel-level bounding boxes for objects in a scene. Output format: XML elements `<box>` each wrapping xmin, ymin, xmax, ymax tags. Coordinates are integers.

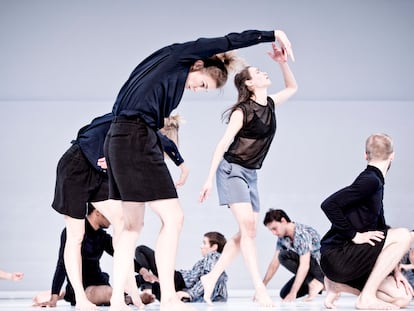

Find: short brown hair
<box><xmin>204</xmin><ymin>231</ymin><xmax>227</xmax><ymax>253</ymax></box>
<box><xmin>263</xmin><ymin>209</ymin><xmax>291</xmax><ymax>226</ymax></box>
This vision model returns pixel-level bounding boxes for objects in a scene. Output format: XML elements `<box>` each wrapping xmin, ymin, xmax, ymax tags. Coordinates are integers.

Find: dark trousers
<box><xmin>135</xmin><ymin>245</ymin><xmax>185</xmax><ymax>300</ymax></box>
<box><xmin>278</xmin><ymin>249</ymin><xmax>324</xmax><ymax>299</ymax></box>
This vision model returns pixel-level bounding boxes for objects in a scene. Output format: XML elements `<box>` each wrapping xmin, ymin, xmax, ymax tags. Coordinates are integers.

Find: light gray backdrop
<box><xmin>1</xmin><ymin>0</ymin><xmax>413</xmax><ymax>293</ymax></box>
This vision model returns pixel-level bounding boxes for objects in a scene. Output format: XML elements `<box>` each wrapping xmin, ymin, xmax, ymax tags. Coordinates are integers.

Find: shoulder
<box><xmin>206</xmin><ymin>251</ymin><xmax>221</xmax><ymax>260</ymax></box>
<box><xmin>355</xmin><ymin>167</ymin><xmax>383</xmax><ymax>189</ymax></box>
<box><xmin>267</xmin><ymin>96</ymin><xmax>276</xmax><ymax>108</ymax></box>
<box><xmin>296</xmin><ymin>223</ymin><xmax>319</xmax><ymax>237</ymax></box>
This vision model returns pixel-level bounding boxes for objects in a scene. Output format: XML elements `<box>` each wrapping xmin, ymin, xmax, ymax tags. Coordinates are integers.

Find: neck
<box><xmin>368</xmin><ymin>160</ymin><xmax>390</xmax><ymax>178</ymax></box>
<box><xmin>252</xmin><ymin>89</ymin><xmax>268</xmax><ymax>105</ymax></box>
<box><xmin>286</xmin><ymin>222</ymin><xmax>295</xmax><ymax>239</ymax></box>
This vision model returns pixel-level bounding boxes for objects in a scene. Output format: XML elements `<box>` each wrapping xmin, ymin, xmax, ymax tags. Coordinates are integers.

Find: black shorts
<box><xmin>52</xmin><ymin>143</ymin><xmax>109</xmax><ymax>219</ymax></box>
<box><xmin>104</xmin><ymin>117</ymin><xmax>177</xmax><ymax>202</ymax></box>
<box><xmin>320</xmin><ymin>229</ymin><xmax>387</xmax><ymax>290</ymax></box>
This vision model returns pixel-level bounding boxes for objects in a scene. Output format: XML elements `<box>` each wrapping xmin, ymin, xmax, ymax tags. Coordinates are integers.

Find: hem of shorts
<box><xmin>109</xmin><ymin>194</ymin><xmax>178</xmax><ymax>202</ymax></box>
<box><xmin>52</xmin><ymin>206</ymin><xmax>86</xmax><ymax>220</ymax></box>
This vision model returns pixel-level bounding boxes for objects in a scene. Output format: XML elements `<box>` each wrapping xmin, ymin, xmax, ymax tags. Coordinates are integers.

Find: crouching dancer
<box><xmin>320</xmin><ymin>133</ymin><xmax>413</xmax><ymax>309</ymax></box>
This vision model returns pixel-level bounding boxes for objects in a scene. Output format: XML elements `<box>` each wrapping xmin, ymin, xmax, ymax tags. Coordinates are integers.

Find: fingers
<box><xmin>198</xmin><ymin>193</ymin><xmax>206</xmax><ymax>203</ymax></box>
<box><xmin>286</xmin><ymin>46</ymin><xmax>295</xmax><ymax>62</ymax></box>
<box><xmin>198</xmin><ymin>189</ymin><xmax>209</xmax><ymax>203</ymax></box>
<box><xmin>276</xmin><ymin>36</ymin><xmax>294</xmax><ymax>62</ymax></box>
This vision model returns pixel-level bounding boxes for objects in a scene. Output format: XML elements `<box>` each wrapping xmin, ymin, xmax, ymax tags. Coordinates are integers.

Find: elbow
<box><xmin>284</xmin><ymin>85</ymin><xmax>298</xmax><ymax>98</ymax></box>
<box><xmin>290</xmin><ymin>84</ymin><xmax>298</xmax><ymax>95</ymax></box>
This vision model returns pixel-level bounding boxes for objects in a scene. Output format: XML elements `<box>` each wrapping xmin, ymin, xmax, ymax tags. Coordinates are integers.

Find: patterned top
<box><xmin>276</xmin><ymin>222</ymin><xmax>321</xmax><ymax>261</ymax></box>
<box><xmin>179</xmin><ymin>251</ymin><xmax>228</xmax><ymax>302</ymax></box>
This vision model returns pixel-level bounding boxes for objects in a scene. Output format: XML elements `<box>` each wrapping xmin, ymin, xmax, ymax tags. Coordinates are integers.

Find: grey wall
<box><xmin>1</xmin><ymin>0</ymin><xmax>413</xmax><ymax>292</ymax></box>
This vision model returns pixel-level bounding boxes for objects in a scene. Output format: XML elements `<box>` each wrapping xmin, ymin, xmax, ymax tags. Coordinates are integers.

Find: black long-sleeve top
<box><xmin>50</xmin><ymin>219</ymin><xmax>113</xmax><ymax>295</ymax></box>
<box><xmin>320</xmin><ymin>165</ymin><xmax>387</xmax><ymax>252</ymax></box>
<box><xmin>76</xmin><ymin>113</ymin><xmax>184</xmax><ymax>171</ymax></box>
<box><xmin>111</xmin><ymin>30</ymin><xmax>275</xmax><ymax>130</ymax></box>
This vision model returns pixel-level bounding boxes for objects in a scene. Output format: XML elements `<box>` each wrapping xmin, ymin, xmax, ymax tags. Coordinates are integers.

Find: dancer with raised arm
<box><xmin>199</xmin><ymin>39</ymin><xmax>297</xmax><ymax>307</ymax></box>
<box><xmin>104</xmin><ymin>29</ymin><xmax>294</xmax><ymax>311</ymax></box>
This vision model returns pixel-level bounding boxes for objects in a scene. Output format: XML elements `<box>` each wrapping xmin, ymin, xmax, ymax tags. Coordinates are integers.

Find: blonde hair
<box><xmin>160</xmin><ymin>114</ymin><xmax>182</xmax><ymax>146</ymax></box>
<box><xmin>365</xmin><ymin>133</ymin><xmax>394</xmax><ymax>161</ymax></box>
<box><xmin>203</xmin><ymin>50</ymin><xmax>246</xmax><ymax>88</ymax></box>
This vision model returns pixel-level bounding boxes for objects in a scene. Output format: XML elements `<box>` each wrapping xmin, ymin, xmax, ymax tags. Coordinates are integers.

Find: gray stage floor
<box><xmin>1</xmin><ymin>291</ymin><xmax>414</xmax><ymax>311</ymax></box>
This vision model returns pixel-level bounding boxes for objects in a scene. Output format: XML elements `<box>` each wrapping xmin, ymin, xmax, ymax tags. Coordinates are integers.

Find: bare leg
<box><xmin>109</xmin><ymin>202</ymin><xmax>145</xmax><ymax>311</ymax></box>
<box><xmin>376</xmin><ymin>275</ymin><xmax>412</xmax><ymax>308</ymax></box>
<box><xmin>203</xmin><ymin>203</ymin><xmax>274</xmax><ymax>307</ymax></box>
<box><xmin>149</xmin><ymin>198</ymin><xmax>195</xmax><ymax>311</ymax></box>
<box><xmin>85</xmin><ymin>285</ymin><xmax>112</xmax><ymax>306</ymax></box>
<box><xmin>303</xmin><ymin>278</ymin><xmax>324</xmax><ymax>301</ymax></box>
<box><xmin>64</xmin><ymin>216</ymin><xmax>98</xmax><ymax>311</ymax></box>
<box><xmin>356</xmin><ymin>228</ymin><xmax>411</xmax><ymax>310</ymax></box>
<box><xmin>324</xmin><ymin>276</ymin><xmax>360</xmax><ymax>309</ymax></box>
<box><xmin>94</xmin><ymin>200</ymin><xmax>144</xmax><ymax>309</ymax></box>
<box><xmin>231</xmin><ymin>206</ymin><xmax>274</xmax><ymax>307</ymax></box>
<box><xmin>93</xmin><ymin>199</ymin><xmax>123</xmax><ymax>247</ymax></box>
<box><xmin>201</xmin><ymin>232</ymin><xmax>241</xmax><ymax>304</ymax></box>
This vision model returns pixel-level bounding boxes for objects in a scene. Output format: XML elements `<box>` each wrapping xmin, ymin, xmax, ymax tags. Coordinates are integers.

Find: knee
<box><xmin>135</xmin><ymin>245</ymin><xmax>151</xmax><ymax>258</ymax></box>
<box><xmin>241</xmin><ymin>219</ymin><xmax>257</xmax><ymax>239</ymax></box>
<box><xmin>393</xmin><ymin>293</ymin><xmax>412</xmax><ymax>308</ymax></box>
<box><xmin>160</xmin><ymin>209</ymin><xmax>184</xmax><ymax>234</ymax></box>
<box><xmin>124</xmin><ymin>219</ymin><xmax>144</xmax><ymax>233</ymax></box>
<box><xmin>393</xmin><ymin>228</ymin><xmax>411</xmax><ymax>249</ymax></box>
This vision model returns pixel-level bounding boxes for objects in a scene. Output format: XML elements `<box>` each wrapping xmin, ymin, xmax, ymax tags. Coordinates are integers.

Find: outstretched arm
<box><xmin>0</xmin><ymin>269</ymin><xmax>23</xmax><ymax>281</ymax></box>
<box><xmin>262</xmin><ymin>250</ymin><xmax>281</xmax><ymax>286</ymax></box>
<box><xmin>267</xmin><ymin>42</ymin><xmax>298</xmax><ymax>106</ymax></box>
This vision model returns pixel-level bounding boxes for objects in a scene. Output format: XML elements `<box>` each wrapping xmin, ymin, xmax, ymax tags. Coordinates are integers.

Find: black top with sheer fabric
<box><xmin>224</xmin><ymin>97</ymin><xmax>276</xmax><ymax>169</ymax></box>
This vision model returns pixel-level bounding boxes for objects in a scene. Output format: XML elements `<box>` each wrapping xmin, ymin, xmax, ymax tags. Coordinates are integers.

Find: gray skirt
<box><xmin>216</xmin><ymin>159</ymin><xmax>260</xmax><ymax>212</ymax></box>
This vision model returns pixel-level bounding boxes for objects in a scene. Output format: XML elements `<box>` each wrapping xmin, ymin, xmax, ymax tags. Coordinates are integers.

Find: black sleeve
<box><xmin>51</xmin><ymin>229</ymin><xmax>68</xmax><ymax>295</ymax></box>
<box><xmin>175</xmin><ymin>30</ymin><xmax>275</xmax><ymax>61</ymax></box>
<box><xmin>158</xmin><ymin>132</ymin><xmax>184</xmax><ymax>166</ymax></box>
<box><xmin>102</xmin><ymin>231</ymin><xmax>114</xmax><ymax>257</ymax></box>
<box><xmin>321</xmin><ymin>173</ymin><xmax>380</xmax><ymax>239</ymax></box>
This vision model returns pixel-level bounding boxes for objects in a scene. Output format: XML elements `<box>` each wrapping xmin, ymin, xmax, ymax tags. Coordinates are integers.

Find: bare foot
<box><xmin>128</xmin><ymin>292</ymin><xmax>145</xmax><ymax>309</ymax></box>
<box><xmin>75</xmin><ymin>299</ymin><xmax>98</xmax><ymax>311</ymax></box>
<box><xmin>253</xmin><ymin>290</ymin><xmax>275</xmax><ymax>308</ymax></box>
<box><xmin>356</xmin><ymin>296</ymin><xmax>399</xmax><ymax>310</ymax></box>
<box><xmin>324</xmin><ymin>277</ymin><xmax>342</xmax><ymax>309</ymax></box>
<box><xmin>303</xmin><ymin>278</ymin><xmax>324</xmax><ymax>302</ymax></box>
<box><xmin>160</xmin><ymin>297</ymin><xmax>197</xmax><ymax>311</ymax></box>
<box><xmin>201</xmin><ymin>274</ymin><xmax>215</xmax><ymax>305</ymax></box>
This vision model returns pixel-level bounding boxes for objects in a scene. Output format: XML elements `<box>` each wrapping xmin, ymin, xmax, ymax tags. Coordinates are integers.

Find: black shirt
<box><xmin>224</xmin><ymin>97</ymin><xmax>276</xmax><ymax>169</ymax></box>
<box><xmin>320</xmin><ymin>165</ymin><xmax>387</xmax><ymax>251</ymax></box>
<box><xmin>111</xmin><ymin>30</ymin><xmax>275</xmax><ymax>130</ymax></box>
<box><xmin>75</xmin><ymin>113</ymin><xmax>184</xmax><ymax>171</ymax></box>
<box><xmin>51</xmin><ymin>219</ymin><xmax>113</xmax><ymax>295</ymax></box>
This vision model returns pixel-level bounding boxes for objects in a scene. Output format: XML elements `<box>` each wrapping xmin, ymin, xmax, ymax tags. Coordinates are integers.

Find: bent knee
<box><xmin>393</xmin><ymin>294</ymin><xmax>412</xmax><ymax>308</ymax></box>
<box><xmin>387</xmin><ymin>227</ymin><xmax>411</xmax><ymax>248</ymax></box>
